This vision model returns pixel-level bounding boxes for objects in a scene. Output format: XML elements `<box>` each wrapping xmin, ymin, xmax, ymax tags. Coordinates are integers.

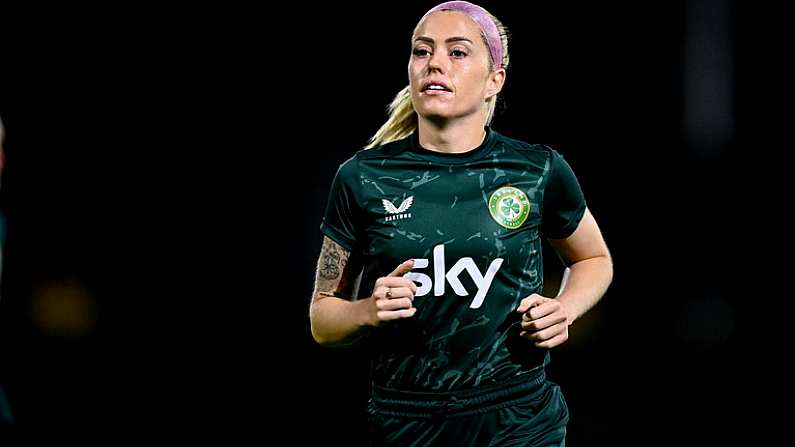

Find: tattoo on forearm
<box><xmin>314</xmin><ymin>236</ymin><xmax>360</xmax><ymax>302</ymax></box>
<box><xmin>320</xmin><ymin>248</ymin><xmax>340</xmax><ymax>279</ymax></box>
<box><xmin>319</xmin><ymin>237</ymin><xmax>344</xmax><ymax>280</ymax></box>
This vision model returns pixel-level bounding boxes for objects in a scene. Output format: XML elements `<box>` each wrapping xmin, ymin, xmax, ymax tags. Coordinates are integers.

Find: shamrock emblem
<box><xmin>501</xmin><ymin>197</ymin><xmax>520</xmax><ymax>218</ymax></box>
<box><xmin>488</xmin><ymin>186</ymin><xmax>530</xmax><ymax>229</ymax></box>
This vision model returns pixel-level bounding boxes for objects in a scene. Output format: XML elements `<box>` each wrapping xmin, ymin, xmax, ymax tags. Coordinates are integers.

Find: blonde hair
<box><xmin>365</xmin><ymin>9</ymin><xmax>510</xmax><ymax>149</ymax></box>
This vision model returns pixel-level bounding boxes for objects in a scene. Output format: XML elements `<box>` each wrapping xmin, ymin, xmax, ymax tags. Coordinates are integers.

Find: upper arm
<box><xmin>311</xmin><ymin>235</ymin><xmax>365</xmax><ymax>303</ymax></box>
<box><xmin>547</xmin><ymin>207</ymin><xmax>611</xmax><ymax>266</ymax></box>
<box><xmin>540</xmin><ymin>149</ymin><xmax>586</xmax><ymax>239</ymax></box>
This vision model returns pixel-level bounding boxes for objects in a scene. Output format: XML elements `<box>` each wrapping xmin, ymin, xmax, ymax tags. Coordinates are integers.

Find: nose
<box><xmin>427</xmin><ymin>50</ymin><xmax>446</xmax><ymax>74</ymax></box>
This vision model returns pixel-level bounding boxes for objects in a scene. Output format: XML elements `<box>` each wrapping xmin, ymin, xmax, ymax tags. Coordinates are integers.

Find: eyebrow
<box><xmin>414</xmin><ymin>36</ymin><xmax>474</xmax><ymax>45</ymax></box>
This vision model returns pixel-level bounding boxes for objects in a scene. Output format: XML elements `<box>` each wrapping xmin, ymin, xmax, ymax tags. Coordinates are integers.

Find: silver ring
<box><xmin>386</xmin><ymin>287</ymin><xmax>392</xmax><ymax>298</ymax></box>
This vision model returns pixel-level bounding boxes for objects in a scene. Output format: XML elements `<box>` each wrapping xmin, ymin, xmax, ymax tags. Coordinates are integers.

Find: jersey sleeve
<box><xmin>540</xmin><ymin>149</ymin><xmax>587</xmax><ymax>239</ymax></box>
<box><xmin>319</xmin><ymin>155</ymin><xmax>363</xmax><ymax>253</ymax></box>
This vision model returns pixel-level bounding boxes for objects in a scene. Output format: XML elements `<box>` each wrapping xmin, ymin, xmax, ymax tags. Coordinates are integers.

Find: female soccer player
<box><xmin>310</xmin><ymin>2</ymin><xmax>613</xmax><ymax>445</ymax></box>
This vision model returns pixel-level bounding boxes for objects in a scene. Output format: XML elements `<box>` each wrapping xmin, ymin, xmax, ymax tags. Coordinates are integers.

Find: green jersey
<box><xmin>319</xmin><ymin>126</ymin><xmax>586</xmax><ymax>391</ymax></box>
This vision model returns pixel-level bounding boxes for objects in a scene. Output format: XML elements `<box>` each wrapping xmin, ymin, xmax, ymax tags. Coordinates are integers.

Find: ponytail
<box><xmin>364</xmin><ymin>86</ymin><xmax>417</xmax><ymax>149</ymax></box>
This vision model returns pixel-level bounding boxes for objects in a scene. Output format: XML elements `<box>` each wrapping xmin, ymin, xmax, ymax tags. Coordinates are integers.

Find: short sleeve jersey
<box><xmin>319</xmin><ymin>126</ymin><xmax>586</xmax><ymax>391</ymax></box>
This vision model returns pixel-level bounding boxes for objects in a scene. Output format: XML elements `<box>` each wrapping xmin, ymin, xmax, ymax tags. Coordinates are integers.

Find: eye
<box><xmin>450</xmin><ymin>48</ymin><xmax>468</xmax><ymax>58</ymax></box>
<box><xmin>412</xmin><ymin>48</ymin><xmax>431</xmax><ymax>57</ymax></box>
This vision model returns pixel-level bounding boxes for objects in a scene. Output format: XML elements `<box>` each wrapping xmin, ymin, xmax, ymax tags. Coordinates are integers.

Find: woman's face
<box><xmin>409</xmin><ymin>11</ymin><xmax>503</xmax><ymax>123</ymax></box>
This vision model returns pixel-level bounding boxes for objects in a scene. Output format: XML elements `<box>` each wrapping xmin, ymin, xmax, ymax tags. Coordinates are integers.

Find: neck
<box><xmin>417</xmin><ymin>115</ymin><xmax>487</xmax><ymax>154</ymax></box>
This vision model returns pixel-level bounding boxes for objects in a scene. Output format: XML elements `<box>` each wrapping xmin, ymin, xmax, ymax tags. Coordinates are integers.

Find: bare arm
<box><xmin>309</xmin><ymin>236</ymin><xmax>418</xmax><ymax>347</ymax></box>
<box><xmin>547</xmin><ymin>207</ymin><xmax>613</xmax><ymax>324</ymax></box>
<box><xmin>309</xmin><ymin>236</ymin><xmax>371</xmax><ymax>346</ymax></box>
<box><xmin>516</xmin><ymin>207</ymin><xmax>613</xmax><ymax>348</ymax></box>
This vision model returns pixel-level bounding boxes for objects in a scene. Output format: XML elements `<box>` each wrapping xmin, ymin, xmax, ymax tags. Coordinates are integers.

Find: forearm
<box><xmin>310</xmin><ymin>295</ymin><xmax>374</xmax><ymax>346</ymax></box>
<box><xmin>556</xmin><ymin>255</ymin><xmax>613</xmax><ymax>324</ymax></box>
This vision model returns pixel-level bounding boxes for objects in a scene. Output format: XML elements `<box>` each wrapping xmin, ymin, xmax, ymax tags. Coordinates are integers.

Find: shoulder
<box><xmin>335</xmin><ymin>136</ymin><xmax>412</xmax><ymax>171</ymax></box>
<box><xmin>491</xmin><ymin>130</ymin><xmax>559</xmax><ymax>164</ymax></box>
<box><xmin>355</xmin><ymin>136</ymin><xmax>412</xmax><ymax>161</ymax></box>
<box><xmin>334</xmin><ymin>136</ymin><xmax>411</xmax><ymax>178</ymax></box>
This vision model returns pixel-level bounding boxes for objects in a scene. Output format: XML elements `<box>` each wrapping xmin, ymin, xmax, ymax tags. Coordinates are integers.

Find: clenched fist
<box><xmin>368</xmin><ymin>259</ymin><xmax>418</xmax><ymax>326</ymax></box>
<box><xmin>515</xmin><ymin>294</ymin><xmax>571</xmax><ymax>349</ymax></box>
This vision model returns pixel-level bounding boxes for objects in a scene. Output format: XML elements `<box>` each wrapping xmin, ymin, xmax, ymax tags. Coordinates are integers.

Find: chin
<box><xmin>416</xmin><ymin>105</ymin><xmax>455</xmax><ymax>120</ymax></box>
<box><xmin>418</xmin><ymin>112</ymin><xmax>454</xmax><ymax>124</ymax></box>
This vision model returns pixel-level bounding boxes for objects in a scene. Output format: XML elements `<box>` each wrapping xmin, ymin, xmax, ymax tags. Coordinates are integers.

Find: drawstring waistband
<box><xmin>369</xmin><ymin>369</ymin><xmax>547</xmax><ymax>419</ymax></box>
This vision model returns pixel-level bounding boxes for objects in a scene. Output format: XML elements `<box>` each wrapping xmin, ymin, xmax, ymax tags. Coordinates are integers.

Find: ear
<box><xmin>485</xmin><ymin>68</ymin><xmax>506</xmax><ymax>100</ymax></box>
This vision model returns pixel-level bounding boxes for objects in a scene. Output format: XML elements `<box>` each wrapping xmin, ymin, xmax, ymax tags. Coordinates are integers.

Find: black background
<box><xmin>0</xmin><ymin>1</ymin><xmax>782</xmax><ymax>443</ymax></box>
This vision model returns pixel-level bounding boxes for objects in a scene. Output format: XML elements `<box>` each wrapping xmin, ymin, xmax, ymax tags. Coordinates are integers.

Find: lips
<box><xmin>421</xmin><ymin>80</ymin><xmax>452</xmax><ymax>92</ymax></box>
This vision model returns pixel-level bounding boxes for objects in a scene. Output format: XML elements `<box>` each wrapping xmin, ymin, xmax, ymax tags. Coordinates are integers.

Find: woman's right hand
<box><xmin>368</xmin><ymin>259</ymin><xmax>418</xmax><ymax>327</ymax></box>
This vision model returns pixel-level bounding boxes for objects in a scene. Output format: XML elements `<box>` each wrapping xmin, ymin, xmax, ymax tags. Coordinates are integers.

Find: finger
<box><xmin>385</xmin><ymin>286</ymin><xmax>415</xmax><ymax>301</ymax></box>
<box><xmin>388</xmin><ymin>259</ymin><xmax>415</xmax><ymax>277</ymax></box>
<box><xmin>376</xmin><ymin>297</ymin><xmax>413</xmax><ymax>311</ymax></box>
<box><xmin>515</xmin><ymin>294</ymin><xmax>545</xmax><ymax>314</ymax></box>
<box><xmin>377</xmin><ymin>307</ymin><xmax>417</xmax><ymax>321</ymax></box>
<box><xmin>525</xmin><ymin>323</ymin><xmax>566</xmax><ymax>343</ymax></box>
<box><xmin>376</xmin><ymin>276</ymin><xmax>419</xmax><ymax>290</ymax></box>
<box><xmin>521</xmin><ymin>312</ymin><xmax>567</xmax><ymax>332</ymax></box>
<box><xmin>374</xmin><ymin>285</ymin><xmax>391</xmax><ymax>300</ymax></box>
<box><xmin>526</xmin><ymin>301</ymin><xmax>559</xmax><ymax>321</ymax></box>
<box><xmin>374</xmin><ymin>284</ymin><xmax>414</xmax><ymax>300</ymax></box>
<box><xmin>535</xmin><ymin>332</ymin><xmax>569</xmax><ymax>349</ymax></box>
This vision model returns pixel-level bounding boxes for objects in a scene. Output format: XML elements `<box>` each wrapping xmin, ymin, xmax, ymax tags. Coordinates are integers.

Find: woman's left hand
<box><xmin>515</xmin><ymin>294</ymin><xmax>571</xmax><ymax>349</ymax></box>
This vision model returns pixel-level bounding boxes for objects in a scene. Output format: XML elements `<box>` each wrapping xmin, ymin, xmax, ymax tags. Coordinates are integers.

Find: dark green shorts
<box><xmin>367</xmin><ymin>370</ymin><xmax>569</xmax><ymax>447</ymax></box>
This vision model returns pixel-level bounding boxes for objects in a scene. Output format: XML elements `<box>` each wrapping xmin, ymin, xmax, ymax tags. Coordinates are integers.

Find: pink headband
<box><xmin>423</xmin><ymin>1</ymin><xmax>503</xmax><ymax>70</ymax></box>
